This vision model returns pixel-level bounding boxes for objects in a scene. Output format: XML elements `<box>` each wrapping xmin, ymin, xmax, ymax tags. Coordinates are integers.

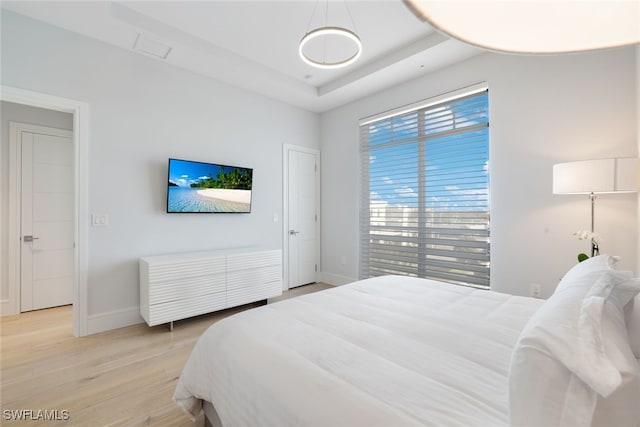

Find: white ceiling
<box><xmin>1</xmin><ymin>1</ymin><xmax>483</xmax><ymax>112</ymax></box>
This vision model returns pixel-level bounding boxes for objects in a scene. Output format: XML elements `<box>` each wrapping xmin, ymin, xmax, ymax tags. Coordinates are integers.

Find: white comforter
<box><xmin>174</xmin><ymin>275</ymin><xmax>543</xmax><ymax>427</ymax></box>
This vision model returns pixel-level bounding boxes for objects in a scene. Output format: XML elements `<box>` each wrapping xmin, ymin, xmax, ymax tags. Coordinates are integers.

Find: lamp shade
<box><xmin>403</xmin><ymin>0</ymin><xmax>639</xmax><ymax>54</ymax></box>
<box><xmin>553</xmin><ymin>158</ymin><xmax>639</xmax><ymax>195</ymax></box>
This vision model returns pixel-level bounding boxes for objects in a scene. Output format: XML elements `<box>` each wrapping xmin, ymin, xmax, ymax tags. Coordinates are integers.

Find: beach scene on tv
<box><xmin>167</xmin><ymin>159</ymin><xmax>252</xmax><ymax>213</ymax></box>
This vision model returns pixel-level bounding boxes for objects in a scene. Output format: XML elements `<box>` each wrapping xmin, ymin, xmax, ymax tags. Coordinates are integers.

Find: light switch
<box><xmin>92</xmin><ymin>213</ymin><xmax>109</xmax><ymax>227</ymax></box>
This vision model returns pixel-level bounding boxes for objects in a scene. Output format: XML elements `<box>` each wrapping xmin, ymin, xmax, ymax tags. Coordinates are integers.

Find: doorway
<box><xmin>283</xmin><ymin>145</ymin><xmax>320</xmax><ymax>290</ymax></box>
<box><xmin>2</xmin><ymin>85</ymin><xmax>89</xmax><ymax>337</ymax></box>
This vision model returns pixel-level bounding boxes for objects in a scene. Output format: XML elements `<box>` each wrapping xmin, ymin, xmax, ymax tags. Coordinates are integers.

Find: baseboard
<box><xmin>0</xmin><ymin>299</ymin><xmax>19</xmax><ymax>317</ymax></box>
<box><xmin>318</xmin><ymin>272</ymin><xmax>357</xmax><ymax>286</ymax></box>
<box><xmin>87</xmin><ymin>306</ymin><xmax>144</xmax><ymax>335</ymax></box>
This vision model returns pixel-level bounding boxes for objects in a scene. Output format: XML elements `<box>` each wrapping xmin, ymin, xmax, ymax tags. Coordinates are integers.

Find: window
<box><xmin>359</xmin><ymin>84</ymin><xmax>490</xmax><ymax>288</ymax></box>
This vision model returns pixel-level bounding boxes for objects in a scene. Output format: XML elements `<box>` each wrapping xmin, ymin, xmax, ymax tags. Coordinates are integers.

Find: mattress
<box><xmin>174</xmin><ymin>275</ymin><xmax>544</xmax><ymax>426</ymax></box>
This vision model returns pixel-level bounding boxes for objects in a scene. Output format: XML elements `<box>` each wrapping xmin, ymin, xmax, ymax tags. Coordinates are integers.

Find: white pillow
<box><xmin>591</xmin><ymin>285</ymin><xmax>640</xmax><ymax>427</ymax></box>
<box><xmin>509</xmin><ymin>269</ymin><xmax>640</xmax><ymax>427</ymax></box>
<box><xmin>555</xmin><ymin>254</ymin><xmax>619</xmax><ymax>292</ymax></box>
<box><xmin>557</xmin><ymin>254</ymin><xmax>639</xmax><ymax>357</ymax></box>
<box><xmin>562</xmin><ymin>255</ymin><xmax>640</xmax><ymax>358</ymax></box>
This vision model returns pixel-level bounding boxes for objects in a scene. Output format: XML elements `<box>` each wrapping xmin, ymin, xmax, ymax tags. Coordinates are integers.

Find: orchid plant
<box><xmin>573</xmin><ymin>230</ymin><xmax>601</xmax><ymax>262</ymax></box>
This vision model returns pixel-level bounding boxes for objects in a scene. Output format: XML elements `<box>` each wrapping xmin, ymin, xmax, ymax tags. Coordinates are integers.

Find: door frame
<box><xmin>2</xmin><ymin>85</ymin><xmax>90</xmax><ymax>337</ymax></box>
<box><xmin>282</xmin><ymin>144</ymin><xmax>320</xmax><ymax>291</ymax></box>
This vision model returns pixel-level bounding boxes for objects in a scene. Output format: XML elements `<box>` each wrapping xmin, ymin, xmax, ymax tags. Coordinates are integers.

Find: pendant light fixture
<box><xmin>299</xmin><ymin>0</ymin><xmax>362</xmax><ymax>69</ymax></box>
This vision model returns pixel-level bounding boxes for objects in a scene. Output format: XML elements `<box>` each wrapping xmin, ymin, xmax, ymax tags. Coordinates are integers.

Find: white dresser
<box><xmin>140</xmin><ymin>248</ymin><xmax>282</xmax><ymax>329</ymax></box>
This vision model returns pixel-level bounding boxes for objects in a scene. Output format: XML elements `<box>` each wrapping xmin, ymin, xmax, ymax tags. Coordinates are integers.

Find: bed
<box><xmin>174</xmin><ymin>256</ymin><xmax>640</xmax><ymax>427</ymax></box>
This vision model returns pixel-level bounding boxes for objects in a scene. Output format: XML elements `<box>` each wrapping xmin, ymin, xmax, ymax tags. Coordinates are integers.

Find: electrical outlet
<box><xmin>530</xmin><ymin>283</ymin><xmax>541</xmax><ymax>298</ymax></box>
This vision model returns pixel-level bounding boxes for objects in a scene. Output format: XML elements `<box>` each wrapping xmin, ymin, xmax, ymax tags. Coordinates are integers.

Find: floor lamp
<box><xmin>553</xmin><ymin>158</ymin><xmax>639</xmax><ymax>257</ymax></box>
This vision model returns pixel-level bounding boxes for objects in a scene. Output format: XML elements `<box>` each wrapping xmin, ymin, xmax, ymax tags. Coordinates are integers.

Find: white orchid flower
<box><xmin>573</xmin><ymin>230</ymin><xmax>602</xmax><ymax>244</ymax></box>
<box><xmin>573</xmin><ymin>230</ymin><xmax>587</xmax><ymax>240</ymax></box>
<box><xmin>572</xmin><ymin>230</ymin><xmax>602</xmax><ymax>262</ymax></box>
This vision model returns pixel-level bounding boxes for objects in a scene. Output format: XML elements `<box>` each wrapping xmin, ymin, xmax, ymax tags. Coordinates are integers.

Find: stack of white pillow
<box><xmin>509</xmin><ymin>255</ymin><xmax>640</xmax><ymax>426</ymax></box>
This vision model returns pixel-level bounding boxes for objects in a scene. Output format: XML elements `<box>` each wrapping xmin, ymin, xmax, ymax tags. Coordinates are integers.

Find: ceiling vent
<box><xmin>133</xmin><ymin>33</ymin><xmax>172</xmax><ymax>60</ymax></box>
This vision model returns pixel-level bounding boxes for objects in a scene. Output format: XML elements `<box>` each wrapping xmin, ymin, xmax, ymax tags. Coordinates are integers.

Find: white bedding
<box><xmin>174</xmin><ymin>275</ymin><xmax>543</xmax><ymax>426</ymax></box>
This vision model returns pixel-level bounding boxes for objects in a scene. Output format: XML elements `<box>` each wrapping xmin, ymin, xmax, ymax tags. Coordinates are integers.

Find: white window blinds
<box><xmin>359</xmin><ymin>85</ymin><xmax>490</xmax><ymax>288</ymax></box>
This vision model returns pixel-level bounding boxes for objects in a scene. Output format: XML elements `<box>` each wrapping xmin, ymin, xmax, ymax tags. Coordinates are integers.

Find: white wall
<box><xmin>1</xmin><ymin>11</ymin><xmax>319</xmax><ymax>328</ymax></box>
<box><xmin>321</xmin><ymin>47</ymin><xmax>638</xmax><ymax>297</ymax></box>
<box><xmin>0</xmin><ymin>101</ymin><xmax>73</xmax><ymax>304</ymax></box>
<box><xmin>2</xmin><ymin>11</ymin><xmax>637</xmax><ymax>330</ymax></box>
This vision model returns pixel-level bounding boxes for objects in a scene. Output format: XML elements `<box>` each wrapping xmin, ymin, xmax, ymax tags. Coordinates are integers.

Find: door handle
<box><xmin>23</xmin><ymin>235</ymin><xmax>39</xmax><ymax>242</ymax></box>
<box><xmin>289</xmin><ymin>230</ymin><xmax>300</xmax><ymax>236</ymax></box>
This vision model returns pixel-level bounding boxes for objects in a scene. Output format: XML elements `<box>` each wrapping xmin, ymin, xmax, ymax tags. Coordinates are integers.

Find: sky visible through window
<box><xmin>366</xmin><ymin>93</ymin><xmax>489</xmax><ymax>212</ymax></box>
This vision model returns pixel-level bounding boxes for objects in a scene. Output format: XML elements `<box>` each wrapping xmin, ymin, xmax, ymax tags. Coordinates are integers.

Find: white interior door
<box><xmin>286</xmin><ymin>147</ymin><xmax>319</xmax><ymax>289</ymax></box>
<box><xmin>20</xmin><ymin>128</ymin><xmax>74</xmax><ymax>312</ymax></box>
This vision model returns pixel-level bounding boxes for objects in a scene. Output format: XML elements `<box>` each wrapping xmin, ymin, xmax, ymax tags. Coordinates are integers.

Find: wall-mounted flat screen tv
<box><xmin>167</xmin><ymin>158</ymin><xmax>253</xmax><ymax>213</ymax></box>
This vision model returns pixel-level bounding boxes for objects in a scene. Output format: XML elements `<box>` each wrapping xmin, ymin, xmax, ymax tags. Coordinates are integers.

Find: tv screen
<box><xmin>167</xmin><ymin>158</ymin><xmax>252</xmax><ymax>213</ymax></box>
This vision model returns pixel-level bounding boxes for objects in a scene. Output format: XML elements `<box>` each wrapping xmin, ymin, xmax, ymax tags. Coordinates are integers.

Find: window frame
<box><xmin>358</xmin><ymin>83</ymin><xmax>490</xmax><ymax>288</ymax></box>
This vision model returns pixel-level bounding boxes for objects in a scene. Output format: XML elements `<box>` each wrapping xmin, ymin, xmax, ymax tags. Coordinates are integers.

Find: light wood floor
<box><xmin>1</xmin><ymin>283</ymin><xmax>332</xmax><ymax>427</ymax></box>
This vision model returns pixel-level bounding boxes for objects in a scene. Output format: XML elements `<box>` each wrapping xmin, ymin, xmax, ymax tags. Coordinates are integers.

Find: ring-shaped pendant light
<box><xmin>299</xmin><ymin>26</ymin><xmax>362</xmax><ymax>69</ymax></box>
